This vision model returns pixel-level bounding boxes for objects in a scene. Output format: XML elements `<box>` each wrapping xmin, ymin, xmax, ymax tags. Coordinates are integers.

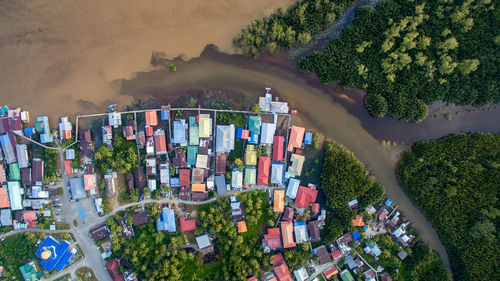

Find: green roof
<box><xmin>19</xmin><ymin>262</ymin><xmax>40</xmax><ymax>281</ymax></box>
<box><xmin>9</xmin><ymin>163</ymin><xmax>20</xmax><ymax>181</ymax></box>
<box><xmin>340</xmin><ymin>270</ymin><xmax>354</xmax><ymax>281</ymax></box>
<box><xmin>187</xmin><ymin>146</ymin><xmax>198</xmax><ymax>166</ymax></box>
<box><xmin>248</xmin><ymin>116</ymin><xmax>261</xmax><ymax>133</ymax></box>
<box><xmin>189</xmin><ymin>117</ymin><xmax>199</xmax><ymax>145</ymax></box>
<box><xmin>244</xmin><ymin>168</ymin><xmax>256</xmax><ymax>185</ymax></box>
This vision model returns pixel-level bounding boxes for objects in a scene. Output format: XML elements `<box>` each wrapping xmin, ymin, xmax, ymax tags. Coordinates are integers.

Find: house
<box><xmin>286</xmin><ymin>178</ymin><xmax>300</xmax><ymax>199</ymax></box>
<box><xmin>135</xmin><ymin>131</ymin><xmax>146</xmax><ymax>148</ymax></box>
<box><xmin>16</xmin><ymin>144</ymin><xmax>28</xmax><ymax>168</ymax></box>
<box><xmin>145</xmin><ymin>136</ymin><xmax>155</xmax><ymax>155</ymax></box>
<box><xmin>287</xmin><ymin>126</ymin><xmax>305</xmax><ymax>152</ymax></box>
<box><xmin>173</xmin><ymin>120</ymin><xmax>187</xmax><ymax>145</ymax></box>
<box><xmin>312</xmin><ymin>203</ymin><xmax>320</xmax><ymax>214</ymax></box>
<box><xmin>294</xmin><ymin>186</ymin><xmax>318</xmax><ymax>209</ymax></box>
<box><xmin>104</xmin><ymin>173</ymin><xmax>116</xmax><ymax>197</ymax></box>
<box><xmin>380</xmin><ymin>273</ymin><xmax>393</xmax><ymax>281</ymax></box>
<box><xmin>0</xmin><ymin>187</ymin><xmax>10</xmax><ymax>208</ymax></box>
<box><xmin>94</xmin><ymin>198</ymin><xmax>103</xmax><ymax>215</ymax></box>
<box><xmin>123</xmin><ymin>125</ymin><xmax>134</xmax><ymax>140</ymax></box>
<box><xmin>232</xmin><ymin>170</ymin><xmax>243</xmax><ymax>188</ymax></box>
<box><xmin>198</xmin><ymin>115</ymin><xmax>212</xmax><ymax>138</ymax></box>
<box><xmin>9</xmin><ymin>163</ymin><xmax>21</xmax><ymax>181</ymax></box>
<box><xmin>196</xmin><ymin>154</ymin><xmax>209</xmax><ymax>169</ymax></box>
<box><xmin>307</xmin><ymin>220</ymin><xmax>321</xmax><ymax>242</ymax></box>
<box><xmin>230</xmin><ymin>197</ymin><xmax>244</xmax><ymax>220</ymax></box>
<box><xmin>0</xmin><ymin>209</ymin><xmax>12</xmax><ymax>226</ymax></box>
<box><xmin>102</xmin><ymin>126</ymin><xmax>113</xmax><ymax>146</ymax></box>
<box><xmin>260</xmin><ymin>123</ymin><xmax>276</xmax><ymax>144</ymax></box>
<box><xmin>159</xmin><ymin>164</ymin><xmax>169</xmax><ymax>186</ymax></box>
<box><xmin>270</xmin><ymin>163</ymin><xmax>284</xmax><ymax>184</ymax></box>
<box><xmin>314</xmin><ymin>245</ymin><xmax>331</xmax><ymax>265</ymax></box>
<box><xmin>187</xmin><ymin>146</ymin><xmax>198</xmax><ymax>166</ymax></box>
<box><xmin>157</xmin><ymin>208</ymin><xmax>176</xmax><ymax>232</ymax></box>
<box><xmin>192</xmin><ymin>168</ymin><xmax>204</xmax><ymax>184</ymax></box>
<box><xmin>272</xmin><ymin>136</ymin><xmax>284</xmax><ymax>161</ymax></box>
<box><xmin>117</xmin><ymin>217</ymin><xmax>135</xmax><ymax>238</ymax></box>
<box><xmin>294</xmin><ymin>222</ymin><xmax>309</xmax><ymax>244</ymax></box>
<box><xmin>352</xmin><ymin>215</ymin><xmax>365</xmax><ymax>227</ymax></box>
<box><xmin>132</xmin><ymin>211</ymin><xmax>149</xmax><ymax>226</ymax></box>
<box><xmin>0</xmin><ymin>168</ymin><xmax>6</xmax><ymax>184</ymax></box>
<box><xmin>23</xmin><ymin>210</ymin><xmax>37</xmax><ymax>225</ymax></box>
<box><xmin>179</xmin><ymin>169</ymin><xmax>190</xmax><ymax>188</ymax></box>
<box><xmin>364</xmin><ymin>242</ymin><xmax>382</xmax><ymax>257</ymax></box>
<box><xmin>352</xmin><ymin>231</ymin><xmax>361</xmax><ymax>241</ymax></box>
<box><xmin>89</xmin><ymin>225</ymin><xmax>111</xmax><ymax>241</ymax></box>
<box><xmin>198</xmin><ymin>138</ymin><xmax>211</xmax><ymax>154</ymax></box>
<box><xmin>281</xmin><ymin>221</ymin><xmax>296</xmax><ymax>248</ymax></box>
<box><xmin>215</xmin><ymin>154</ymin><xmax>227</xmax><ymax>175</ymax></box>
<box><xmin>19</xmin><ymin>261</ymin><xmax>41</xmax><ymax>281</ymax></box>
<box><xmin>64</xmin><ymin>160</ymin><xmax>72</xmax><ymax>175</ymax></box>
<box><xmin>248</xmin><ymin>116</ymin><xmax>261</xmax><ymax>134</ymax></box>
<box><xmin>145</xmin><ymin>110</ymin><xmax>158</xmax><ymax>126</ymax></box>
<box><xmin>146</xmin><ymin>158</ymin><xmax>156</xmax><ymax>176</ymax></box>
<box><xmin>337</xmin><ymin>233</ymin><xmax>354</xmax><ymax>253</ymax></box>
<box><xmin>154</xmin><ymin>130</ymin><xmax>167</xmax><ymax>155</ymax></box>
<box><xmin>20</xmin><ymin>168</ymin><xmax>31</xmax><ymax>186</ymax></box>
<box><xmin>106</xmin><ymin>258</ymin><xmax>124</xmax><ymax>281</ymax></box>
<box><xmin>237</xmin><ymin>220</ymin><xmax>247</xmax><ymax>233</ymax></box>
<box><xmin>245</xmin><ymin>145</ymin><xmax>257</xmax><ymax>166</ymax></box>
<box><xmin>65</xmin><ymin>149</ymin><xmax>75</xmax><ymax>160</ymax></box>
<box><xmin>108</xmin><ymin>112</ymin><xmax>121</xmax><ymax>129</ymax></box>
<box><xmin>192</xmin><ymin>191</ymin><xmax>208</xmax><ymax>201</ymax></box>
<box><xmin>215</xmin><ymin>175</ymin><xmax>226</xmax><ymax>196</ymax></box>
<box><xmin>32</xmin><ymin>158</ymin><xmax>43</xmax><ymax>185</ymax></box>
<box><xmin>348</xmin><ymin>198</ymin><xmax>359</xmax><ymax>209</ymax></box>
<box><xmin>192</xmin><ymin>183</ymin><xmax>206</xmax><ymax>193</ymax></box>
<box><xmin>161</xmin><ymin>106</ymin><xmax>170</xmax><ymax>120</ymax></box>
<box><xmin>283</xmin><ymin>207</ymin><xmax>293</xmax><ymax>221</ymax></box>
<box><xmin>216</xmin><ymin>125</ymin><xmax>235</xmax><ymax>153</ymax></box>
<box><xmin>244</xmin><ymin>167</ymin><xmax>256</xmax><ymax>186</ymax></box>
<box><xmin>257</xmin><ymin>156</ymin><xmax>270</xmax><ymax>185</ymax></box>
<box><xmin>133</xmin><ymin>167</ymin><xmax>146</xmax><ymax>189</ymax></box>
<box><xmin>148</xmin><ymin>179</ymin><xmax>156</xmax><ymax>192</ymax></box>
<box><xmin>69</xmin><ymin>177</ymin><xmax>86</xmax><ymax>200</ymax></box>
<box><xmin>330</xmin><ymin>245</ymin><xmax>341</xmax><ymax>260</ymax></box>
<box><xmin>37</xmin><ymin>116</ymin><xmax>53</xmax><ymax>144</ymax></box>
<box><xmin>180</xmin><ymin>217</ymin><xmax>196</xmax><ymax>231</ymax></box>
<box><xmin>173</xmin><ymin>149</ymin><xmax>188</xmax><ymax>168</ymax></box>
<box><xmin>287</xmin><ymin>154</ymin><xmax>305</xmax><ymax>176</ymax></box>
<box><xmin>189</xmin><ymin>116</ymin><xmax>199</xmax><ymax>145</ymax></box>
<box><xmin>79</xmin><ymin>129</ymin><xmax>94</xmax><ymax>157</ymax></box>
<box><xmin>196</xmin><ymin>234</ymin><xmax>212</xmax><ymax>250</ymax></box>
<box><xmin>7</xmin><ymin>181</ymin><xmax>23</xmax><ymax>210</ymax></box>
<box><xmin>293</xmin><ymin>267</ymin><xmax>309</xmax><ymax>281</ymax></box>
<box><xmin>363</xmin><ymin>269</ymin><xmax>376</xmax><ymax>281</ymax></box>
<box><xmin>273</xmin><ymin>190</ymin><xmax>284</xmax><ymax>213</ymax></box>
<box><xmin>0</xmin><ymin>134</ymin><xmax>16</xmax><ymax>164</ymax></box>
<box><xmin>324</xmin><ymin>266</ymin><xmax>339</xmax><ymax>279</ymax></box>
<box><xmin>273</xmin><ymin>261</ymin><xmax>293</xmax><ymax>281</ymax></box>
<box><xmin>340</xmin><ymin>269</ymin><xmax>354</xmax><ymax>281</ymax></box>
<box><xmin>263</xmin><ymin>227</ymin><xmax>281</xmax><ymax>252</ymax></box>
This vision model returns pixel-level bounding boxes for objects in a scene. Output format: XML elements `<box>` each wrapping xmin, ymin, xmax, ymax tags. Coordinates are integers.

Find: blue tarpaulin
<box><xmin>304</xmin><ymin>132</ymin><xmax>313</xmax><ymax>145</ymax></box>
<box><xmin>385</xmin><ymin>199</ymin><xmax>393</xmax><ymax>206</ymax></box>
<box><xmin>236</xmin><ymin>128</ymin><xmax>243</xmax><ymax>139</ymax></box>
<box><xmin>352</xmin><ymin>231</ymin><xmax>361</xmax><ymax>241</ymax></box>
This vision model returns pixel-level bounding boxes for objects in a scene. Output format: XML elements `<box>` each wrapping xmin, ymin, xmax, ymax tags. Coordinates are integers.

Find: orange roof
<box><xmin>62</xmin><ymin>130</ymin><xmax>71</xmax><ymax>139</ymax></box>
<box><xmin>324</xmin><ymin>266</ymin><xmax>339</xmax><ymax>279</ymax></box>
<box><xmin>0</xmin><ymin>187</ymin><xmax>10</xmax><ymax>208</ymax></box>
<box><xmin>273</xmin><ymin>190</ymin><xmax>284</xmax><ymax>213</ymax></box>
<box><xmin>145</xmin><ymin>110</ymin><xmax>158</xmax><ymax>126</ymax></box>
<box><xmin>83</xmin><ymin>174</ymin><xmax>96</xmax><ymax>191</ymax></box>
<box><xmin>191</xmin><ymin>183</ymin><xmax>206</xmax><ymax>192</ymax></box>
<box><xmin>281</xmin><ymin>221</ymin><xmax>296</xmax><ymax>248</ymax></box>
<box><xmin>287</xmin><ymin>126</ymin><xmax>305</xmax><ymax>152</ymax></box>
<box><xmin>237</xmin><ymin>221</ymin><xmax>247</xmax><ymax>233</ymax></box>
<box><xmin>274</xmin><ymin>262</ymin><xmax>293</xmax><ymax>281</ymax></box>
<box><xmin>352</xmin><ymin>215</ymin><xmax>365</xmax><ymax>227</ymax></box>
<box><xmin>64</xmin><ymin>160</ymin><xmax>72</xmax><ymax>175</ymax></box>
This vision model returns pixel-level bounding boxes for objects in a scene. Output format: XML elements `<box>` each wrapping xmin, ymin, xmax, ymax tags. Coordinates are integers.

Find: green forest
<box><xmin>397</xmin><ymin>133</ymin><xmax>500</xmax><ymax>281</ymax></box>
<box><xmin>233</xmin><ymin>0</ymin><xmax>357</xmax><ymax>56</ymax></box>
<box><xmin>298</xmin><ymin>0</ymin><xmax>499</xmax><ymax>122</ymax></box>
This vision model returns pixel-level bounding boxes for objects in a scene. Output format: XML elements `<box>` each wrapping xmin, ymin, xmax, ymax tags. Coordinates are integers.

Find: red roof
<box><xmin>324</xmin><ymin>266</ymin><xmax>339</xmax><ymax>279</ymax></box>
<box><xmin>154</xmin><ymin>134</ymin><xmax>167</xmax><ymax>153</ymax></box>
<box><xmin>180</xmin><ymin>217</ymin><xmax>196</xmax><ymax>231</ymax></box>
<box><xmin>145</xmin><ymin>126</ymin><xmax>154</xmax><ymax>137</ymax></box>
<box><xmin>62</xmin><ymin>130</ymin><xmax>71</xmax><ymax>139</ymax></box>
<box><xmin>145</xmin><ymin>111</ymin><xmax>158</xmax><ymax>126</ymax></box>
<box><xmin>257</xmin><ymin>156</ymin><xmax>271</xmax><ymax>185</ymax></box>
<box><xmin>0</xmin><ymin>187</ymin><xmax>10</xmax><ymax>208</ymax></box>
<box><xmin>274</xmin><ymin>262</ymin><xmax>293</xmax><ymax>281</ymax></box>
<box><xmin>0</xmin><ymin>168</ymin><xmax>5</xmax><ymax>183</ymax></box>
<box><xmin>106</xmin><ymin>258</ymin><xmax>124</xmax><ymax>281</ymax></box>
<box><xmin>273</xmin><ymin>136</ymin><xmax>284</xmax><ymax>161</ymax></box>
<box><xmin>294</xmin><ymin>186</ymin><xmax>318</xmax><ymax>208</ymax></box>
<box><xmin>23</xmin><ymin>210</ymin><xmax>37</xmax><ymax>222</ymax></box>
<box><xmin>179</xmin><ymin>169</ymin><xmax>190</xmax><ymax>188</ymax></box>
<box><xmin>331</xmin><ymin>249</ymin><xmax>341</xmax><ymax>260</ymax></box>
<box><xmin>281</xmin><ymin>221</ymin><xmax>296</xmax><ymax>248</ymax></box>
<box><xmin>312</xmin><ymin>203</ymin><xmax>320</xmax><ymax>213</ymax></box>
<box><xmin>264</xmin><ymin>227</ymin><xmax>282</xmax><ymax>250</ymax></box>
<box><xmin>241</xmin><ymin>129</ymin><xmax>249</xmax><ymax>140</ymax></box>
<box><xmin>287</xmin><ymin>126</ymin><xmax>305</xmax><ymax>152</ymax></box>
<box><xmin>247</xmin><ymin>277</ymin><xmax>258</xmax><ymax>281</ymax></box>
<box><xmin>271</xmin><ymin>253</ymin><xmax>285</xmax><ymax>266</ymax></box>
<box><xmin>64</xmin><ymin>160</ymin><xmax>72</xmax><ymax>175</ymax></box>
<box><xmin>83</xmin><ymin>174</ymin><xmax>96</xmax><ymax>191</ymax></box>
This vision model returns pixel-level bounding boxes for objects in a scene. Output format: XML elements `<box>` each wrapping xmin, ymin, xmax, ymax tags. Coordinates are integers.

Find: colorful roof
<box><xmin>7</xmin><ymin>181</ymin><xmax>23</xmax><ymax>210</ymax></box>
<box><xmin>216</xmin><ymin>154</ymin><xmax>227</xmax><ymax>175</ymax></box>
<box><xmin>245</xmin><ymin>145</ymin><xmax>257</xmax><ymax>166</ymax></box>
<box><xmin>264</xmin><ymin>228</ymin><xmax>282</xmax><ymax>250</ymax></box>
<box><xmin>23</xmin><ymin>210</ymin><xmax>37</xmax><ymax>222</ymax></box>
<box><xmin>272</xmin><ymin>136</ymin><xmax>284</xmax><ymax>161</ymax></box>
<box><xmin>257</xmin><ymin>156</ymin><xmax>271</xmax><ymax>185</ymax></box>
<box><xmin>273</xmin><ymin>190</ymin><xmax>284</xmax><ymax>213</ymax></box>
<box><xmin>198</xmin><ymin>116</ymin><xmax>211</xmax><ymax>138</ymax></box>
<box><xmin>237</xmin><ymin>220</ymin><xmax>247</xmax><ymax>233</ymax></box>
<box><xmin>179</xmin><ymin>169</ymin><xmax>190</xmax><ymax>188</ymax></box>
<box><xmin>274</xmin><ymin>262</ymin><xmax>293</xmax><ymax>281</ymax></box>
<box><xmin>83</xmin><ymin>174</ymin><xmax>96</xmax><ymax>191</ymax></box>
<box><xmin>196</xmin><ymin>154</ymin><xmax>209</xmax><ymax>169</ymax></box>
<box><xmin>180</xmin><ymin>217</ymin><xmax>196</xmax><ymax>232</ymax></box>
<box><xmin>295</xmin><ymin>186</ymin><xmax>318</xmax><ymax>208</ymax></box>
<box><xmin>191</xmin><ymin>183</ymin><xmax>206</xmax><ymax>193</ymax></box>
<box><xmin>145</xmin><ymin>110</ymin><xmax>158</xmax><ymax>126</ymax></box>
<box><xmin>154</xmin><ymin>132</ymin><xmax>167</xmax><ymax>154</ymax></box>
<box><xmin>157</xmin><ymin>208</ymin><xmax>176</xmax><ymax>232</ymax></box>
<box><xmin>9</xmin><ymin>163</ymin><xmax>20</xmax><ymax>181</ymax></box>
<box><xmin>187</xmin><ymin>146</ymin><xmax>198</xmax><ymax>166</ymax></box>
<box><xmin>35</xmin><ymin>236</ymin><xmax>73</xmax><ymax>272</ymax></box>
<box><xmin>294</xmin><ymin>222</ymin><xmax>309</xmax><ymax>244</ymax></box>
<box><xmin>287</xmin><ymin>126</ymin><xmax>305</xmax><ymax>152</ymax></box>
<box><xmin>0</xmin><ymin>187</ymin><xmax>10</xmax><ymax>208</ymax></box>
<box><xmin>287</xmin><ymin>154</ymin><xmax>305</xmax><ymax>176</ymax></box>
<box><xmin>106</xmin><ymin>258</ymin><xmax>124</xmax><ymax>281</ymax></box>
<box><xmin>352</xmin><ymin>215</ymin><xmax>365</xmax><ymax>227</ymax></box>
<box><xmin>244</xmin><ymin>168</ymin><xmax>256</xmax><ymax>186</ymax></box>
<box><xmin>281</xmin><ymin>221</ymin><xmax>296</xmax><ymax>248</ymax></box>
<box><xmin>324</xmin><ymin>266</ymin><xmax>339</xmax><ymax>279</ymax></box>
<box><xmin>248</xmin><ymin>116</ymin><xmax>261</xmax><ymax>133</ymax></box>
<box><xmin>64</xmin><ymin>160</ymin><xmax>72</xmax><ymax>175</ymax></box>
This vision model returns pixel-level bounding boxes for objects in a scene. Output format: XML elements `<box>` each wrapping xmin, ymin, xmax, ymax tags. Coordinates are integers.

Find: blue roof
<box><xmin>304</xmin><ymin>132</ymin><xmax>313</xmax><ymax>145</ymax></box>
<box><xmin>385</xmin><ymin>199</ymin><xmax>393</xmax><ymax>206</ymax></box>
<box><xmin>24</xmin><ymin>127</ymin><xmax>36</xmax><ymax>135</ymax></box>
<box><xmin>161</xmin><ymin>109</ymin><xmax>169</xmax><ymax>120</ymax></box>
<box><xmin>173</xmin><ymin>120</ymin><xmax>187</xmax><ymax>144</ymax></box>
<box><xmin>352</xmin><ymin>231</ymin><xmax>361</xmax><ymax>241</ymax></box>
<box><xmin>248</xmin><ymin>132</ymin><xmax>259</xmax><ymax>144</ymax></box>
<box><xmin>35</xmin><ymin>236</ymin><xmax>72</xmax><ymax>272</ymax></box>
<box><xmin>0</xmin><ymin>134</ymin><xmax>11</xmax><ymax>146</ymax></box>
<box><xmin>157</xmin><ymin>208</ymin><xmax>176</xmax><ymax>232</ymax></box>
<box><xmin>236</xmin><ymin>128</ymin><xmax>243</xmax><ymax>139</ymax></box>
<box><xmin>170</xmin><ymin>177</ymin><xmax>180</xmax><ymax>187</ymax></box>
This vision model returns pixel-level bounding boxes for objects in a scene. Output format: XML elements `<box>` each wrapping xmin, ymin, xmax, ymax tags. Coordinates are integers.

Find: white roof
<box><xmin>216</xmin><ymin>125</ymin><xmax>235</xmax><ymax>153</ymax></box>
<box><xmin>196</xmin><ymin>154</ymin><xmax>209</xmax><ymax>169</ymax></box>
<box><xmin>294</xmin><ymin>223</ymin><xmax>309</xmax><ymax>244</ymax></box>
<box><xmin>94</xmin><ymin>198</ymin><xmax>103</xmax><ymax>213</ymax></box>
<box><xmin>196</xmin><ymin>234</ymin><xmax>211</xmax><ymax>249</ymax></box>
<box><xmin>65</xmin><ymin>149</ymin><xmax>75</xmax><ymax>160</ymax></box>
<box><xmin>148</xmin><ymin>179</ymin><xmax>157</xmax><ymax>192</ymax></box>
<box><xmin>286</xmin><ymin>178</ymin><xmax>300</xmax><ymax>199</ymax></box>
<box><xmin>0</xmin><ymin>209</ymin><xmax>12</xmax><ymax>226</ymax></box>
<box><xmin>173</xmin><ymin>120</ymin><xmax>187</xmax><ymax>145</ymax></box>
<box><xmin>7</xmin><ymin>181</ymin><xmax>23</xmax><ymax>210</ymax></box>
<box><xmin>69</xmin><ymin>177</ymin><xmax>86</xmax><ymax>200</ymax></box>
<box><xmin>16</xmin><ymin>144</ymin><xmax>28</xmax><ymax>168</ymax></box>
<box><xmin>293</xmin><ymin>267</ymin><xmax>309</xmax><ymax>281</ymax></box>
<box><xmin>271</xmin><ymin>164</ymin><xmax>283</xmax><ymax>184</ymax></box>
<box><xmin>108</xmin><ymin>112</ymin><xmax>122</xmax><ymax>128</ymax></box>
<box><xmin>231</xmin><ymin>170</ymin><xmax>243</xmax><ymax>188</ymax></box>
<box><xmin>260</xmin><ymin>123</ymin><xmax>276</xmax><ymax>144</ymax></box>
<box><xmin>159</xmin><ymin>164</ymin><xmax>170</xmax><ymax>185</ymax></box>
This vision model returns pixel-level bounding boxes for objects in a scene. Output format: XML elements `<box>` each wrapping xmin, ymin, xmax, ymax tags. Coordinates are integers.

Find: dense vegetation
<box><xmin>234</xmin><ymin>0</ymin><xmax>357</xmax><ymax>56</ymax></box>
<box><xmin>0</xmin><ymin>233</ymin><xmax>42</xmax><ymax>280</ymax></box>
<box><xmin>299</xmin><ymin>0</ymin><xmax>499</xmax><ymax>122</ymax></box>
<box><xmin>95</xmin><ymin>136</ymin><xmax>138</xmax><ymax>174</ymax></box>
<box><xmin>320</xmin><ymin>141</ymin><xmax>384</xmax><ymax>242</ymax></box>
<box><xmin>397</xmin><ymin>133</ymin><xmax>500</xmax><ymax>281</ymax></box>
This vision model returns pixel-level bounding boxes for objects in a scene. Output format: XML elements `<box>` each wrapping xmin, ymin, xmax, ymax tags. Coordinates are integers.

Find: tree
<box><xmin>365</xmin><ymin>94</ymin><xmax>388</xmax><ymax>117</ymax></box>
<box><xmin>168</xmin><ymin>63</ymin><xmax>177</xmax><ymax>72</ymax></box>
<box><xmin>250</xmin><ymin>103</ymin><xmax>261</xmax><ymax>114</ymax></box>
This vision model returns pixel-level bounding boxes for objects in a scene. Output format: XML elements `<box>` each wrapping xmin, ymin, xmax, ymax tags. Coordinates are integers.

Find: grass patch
<box><xmin>75</xmin><ymin>266</ymin><xmax>98</xmax><ymax>281</ymax></box>
<box><xmin>228</xmin><ymin>138</ymin><xmax>244</xmax><ymax>162</ymax></box>
<box><xmin>299</xmin><ymin>144</ymin><xmax>323</xmax><ymax>184</ymax></box>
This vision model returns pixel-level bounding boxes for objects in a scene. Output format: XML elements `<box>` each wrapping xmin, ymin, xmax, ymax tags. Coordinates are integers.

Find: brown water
<box><xmin>119</xmin><ymin>46</ymin><xmax>499</xmax><ymax>273</ymax></box>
